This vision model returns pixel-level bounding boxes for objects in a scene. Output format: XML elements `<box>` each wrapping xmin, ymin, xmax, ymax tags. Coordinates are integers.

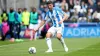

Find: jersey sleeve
<box><xmin>14</xmin><ymin>13</ymin><xmax>18</xmax><ymax>21</ymax></box>
<box><xmin>41</xmin><ymin>13</ymin><xmax>45</xmax><ymax>20</ymax></box>
<box><xmin>43</xmin><ymin>12</ymin><xmax>50</xmax><ymax>21</ymax></box>
<box><xmin>55</xmin><ymin>7</ymin><xmax>66</xmax><ymax>16</ymax></box>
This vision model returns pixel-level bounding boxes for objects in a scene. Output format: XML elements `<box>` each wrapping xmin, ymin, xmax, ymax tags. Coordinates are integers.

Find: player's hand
<box><xmin>59</xmin><ymin>20</ymin><xmax>63</xmax><ymax>24</ymax></box>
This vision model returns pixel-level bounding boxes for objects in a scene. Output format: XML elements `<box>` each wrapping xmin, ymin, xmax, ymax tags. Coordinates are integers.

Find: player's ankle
<box><xmin>49</xmin><ymin>48</ymin><xmax>53</xmax><ymax>50</ymax></box>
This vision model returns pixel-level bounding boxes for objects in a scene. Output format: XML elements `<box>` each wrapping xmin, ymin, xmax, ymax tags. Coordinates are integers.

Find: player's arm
<box><xmin>37</xmin><ymin>20</ymin><xmax>45</xmax><ymax>30</ymax></box>
<box><xmin>36</xmin><ymin>13</ymin><xmax>49</xmax><ymax>31</ymax></box>
<box><xmin>59</xmin><ymin>12</ymin><xmax>68</xmax><ymax>24</ymax></box>
<box><xmin>56</xmin><ymin>7</ymin><xmax>68</xmax><ymax>24</ymax></box>
<box><xmin>61</xmin><ymin>13</ymin><xmax>68</xmax><ymax>22</ymax></box>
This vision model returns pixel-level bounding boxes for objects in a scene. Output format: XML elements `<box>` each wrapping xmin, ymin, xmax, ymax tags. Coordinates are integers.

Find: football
<box><xmin>28</xmin><ymin>47</ymin><xmax>36</xmax><ymax>54</ymax></box>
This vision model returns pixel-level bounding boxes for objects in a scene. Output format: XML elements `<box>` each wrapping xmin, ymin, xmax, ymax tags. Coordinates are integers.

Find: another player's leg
<box><xmin>34</xmin><ymin>32</ymin><xmax>37</xmax><ymax>40</ymax></box>
<box><xmin>57</xmin><ymin>33</ymin><xmax>68</xmax><ymax>52</ymax></box>
<box><xmin>9</xmin><ymin>22</ymin><xmax>15</xmax><ymax>42</ymax></box>
<box><xmin>29</xmin><ymin>24</ymin><xmax>37</xmax><ymax>40</ymax></box>
<box><xmin>34</xmin><ymin>24</ymin><xmax>39</xmax><ymax>40</ymax></box>
<box><xmin>30</xmin><ymin>30</ymin><xmax>33</xmax><ymax>40</ymax></box>
<box><xmin>45</xmin><ymin>32</ymin><xmax>53</xmax><ymax>53</ymax></box>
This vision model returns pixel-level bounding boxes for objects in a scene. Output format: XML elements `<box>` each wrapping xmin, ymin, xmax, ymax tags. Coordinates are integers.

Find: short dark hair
<box><xmin>47</xmin><ymin>1</ymin><xmax>53</xmax><ymax>5</ymax></box>
<box><xmin>10</xmin><ymin>7</ymin><xmax>13</xmax><ymax>10</ymax></box>
<box><xmin>18</xmin><ymin>8</ymin><xmax>21</xmax><ymax>10</ymax></box>
<box><xmin>32</xmin><ymin>7</ymin><xmax>36</xmax><ymax>10</ymax></box>
<box><xmin>23</xmin><ymin>8</ymin><xmax>27</xmax><ymax>11</ymax></box>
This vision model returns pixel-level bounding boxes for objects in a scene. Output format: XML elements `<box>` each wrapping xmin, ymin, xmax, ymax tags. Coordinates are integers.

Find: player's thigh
<box><xmin>29</xmin><ymin>24</ymin><xmax>34</xmax><ymax>29</ymax></box>
<box><xmin>46</xmin><ymin>27</ymin><xmax>56</xmax><ymax>38</ymax></box>
<box><xmin>56</xmin><ymin>33</ymin><xmax>62</xmax><ymax>39</ymax></box>
<box><xmin>29</xmin><ymin>24</ymin><xmax>38</xmax><ymax>30</ymax></box>
<box><xmin>56</xmin><ymin>27</ymin><xmax>63</xmax><ymax>38</ymax></box>
<box><xmin>33</xmin><ymin>24</ymin><xmax>39</xmax><ymax>30</ymax></box>
<box><xmin>46</xmin><ymin>32</ymin><xmax>52</xmax><ymax>38</ymax></box>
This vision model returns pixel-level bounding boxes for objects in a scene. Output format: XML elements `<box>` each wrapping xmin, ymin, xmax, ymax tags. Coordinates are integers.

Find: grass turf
<box><xmin>0</xmin><ymin>38</ymin><xmax>100</xmax><ymax>56</ymax></box>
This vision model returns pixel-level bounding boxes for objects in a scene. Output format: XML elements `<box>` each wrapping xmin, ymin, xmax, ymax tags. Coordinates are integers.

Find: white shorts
<box><xmin>48</xmin><ymin>27</ymin><xmax>64</xmax><ymax>36</ymax></box>
<box><xmin>29</xmin><ymin>23</ymin><xmax>38</xmax><ymax>30</ymax></box>
<box><xmin>97</xmin><ymin>13</ymin><xmax>100</xmax><ymax>20</ymax></box>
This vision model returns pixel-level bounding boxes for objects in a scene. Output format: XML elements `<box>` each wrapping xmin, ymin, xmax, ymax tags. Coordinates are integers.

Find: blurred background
<box><xmin>0</xmin><ymin>1</ymin><xmax>100</xmax><ymax>56</ymax></box>
<box><xmin>0</xmin><ymin>0</ymin><xmax>100</xmax><ymax>41</ymax></box>
<box><xmin>0</xmin><ymin>0</ymin><xmax>39</xmax><ymax>13</ymax></box>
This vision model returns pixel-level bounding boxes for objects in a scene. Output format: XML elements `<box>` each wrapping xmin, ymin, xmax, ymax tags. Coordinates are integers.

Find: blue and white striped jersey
<box><xmin>44</xmin><ymin>7</ymin><xmax>66</xmax><ymax>27</ymax></box>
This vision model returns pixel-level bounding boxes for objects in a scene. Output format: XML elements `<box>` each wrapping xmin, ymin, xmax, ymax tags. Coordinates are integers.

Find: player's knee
<box><xmin>56</xmin><ymin>33</ymin><xmax>62</xmax><ymax>39</ymax></box>
<box><xmin>46</xmin><ymin>32</ymin><xmax>52</xmax><ymax>38</ymax></box>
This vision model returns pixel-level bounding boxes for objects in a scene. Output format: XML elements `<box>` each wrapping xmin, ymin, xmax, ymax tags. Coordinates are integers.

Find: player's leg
<box><xmin>30</xmin><ymin>24</ymin><xmax>39</xmax><ymax>40</ymax></box>
<box><xmin>34</xmin><ymin>24</ymin><xmax>39</xmax><ymax>40</ymax></box>
<box><xmin>9</xmin><ymin>22</ymin><xmax>15</xmax><ymax>42</ymax></box>
<box><xmin>56</xmin><ymin>27</ymin><xmax>68</xmax><ymax>52</ymax></box>
<box><xmin>15</xmin><ymin>24</ymin><xmax>20</xmax><ymax>42</ymax></box>
<box><xmin>30</xmin><ymin>30</ymin><xmax>34</xmax><ymax>40</ymax></box>
<box><xmin>34</xmin><ymin>30</ymin><xmax>37</xmax><ymax>40</ymax></box>
<box><xmin>17</xmin><ymin>23</ymin><xmax>21</xmax><ymax>39</ymax></box>
<box><xmin>45</xmin><ymin>32</ymin><xmax>52</xmax><ymax>52</ymax></box>
<box><xmin>45</xmin><ymin>27</ymin><xmax>55</xmax><ymax>52</ymax></box>
<box><xmin>17</xmin><ymin>23</ymin><xmax>23</xmax><ymax>41</ymax></box>
<box><xmin>29</xmin><ymin>24</ymin><xmax>34</xmax><ymax>40</ymax></box>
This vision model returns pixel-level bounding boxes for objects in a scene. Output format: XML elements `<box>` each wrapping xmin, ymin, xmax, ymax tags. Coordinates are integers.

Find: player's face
<box><xmin>18</xmin><ymin>9</ymin><xmax>22</xmax><ymax>12</ymax></box>
<box><xmin>32</xmin><ymin>8</ymin><xmax>36</xmax><ymax>12</ymax></box>
<box><xmin>48</xmin><ymin>4</ymin><xmax>53</xmax><ymax>10</ymax></box>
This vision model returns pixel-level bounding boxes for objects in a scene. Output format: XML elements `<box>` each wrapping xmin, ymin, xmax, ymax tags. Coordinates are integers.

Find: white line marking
<box><xmin>0</xmin><ymin>44</ymin><xmax>12</xmax><ymax>47</ymax></box>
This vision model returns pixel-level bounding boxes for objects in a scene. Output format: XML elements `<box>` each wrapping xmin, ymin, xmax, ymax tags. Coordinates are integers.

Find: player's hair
<box><xmin>47</xmin><ymin>1</ymin><xmax>53</xmax><ymax>5</ymax></box>
<box><xmin>23</xmin><ymin>8</ymin><xmax>27</xmax><ymax>11</ymax></box>
<box><xmin>31</xmin><ymin>7</ymin><xmax>36</xmax><ymax>10</ymax></box>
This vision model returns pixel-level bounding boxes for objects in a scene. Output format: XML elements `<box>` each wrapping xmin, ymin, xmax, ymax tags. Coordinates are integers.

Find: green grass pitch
<box><xmin>0</xmin><ymin>38</ymin><xmax>100</xmax><ymax>56</ymax></box>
